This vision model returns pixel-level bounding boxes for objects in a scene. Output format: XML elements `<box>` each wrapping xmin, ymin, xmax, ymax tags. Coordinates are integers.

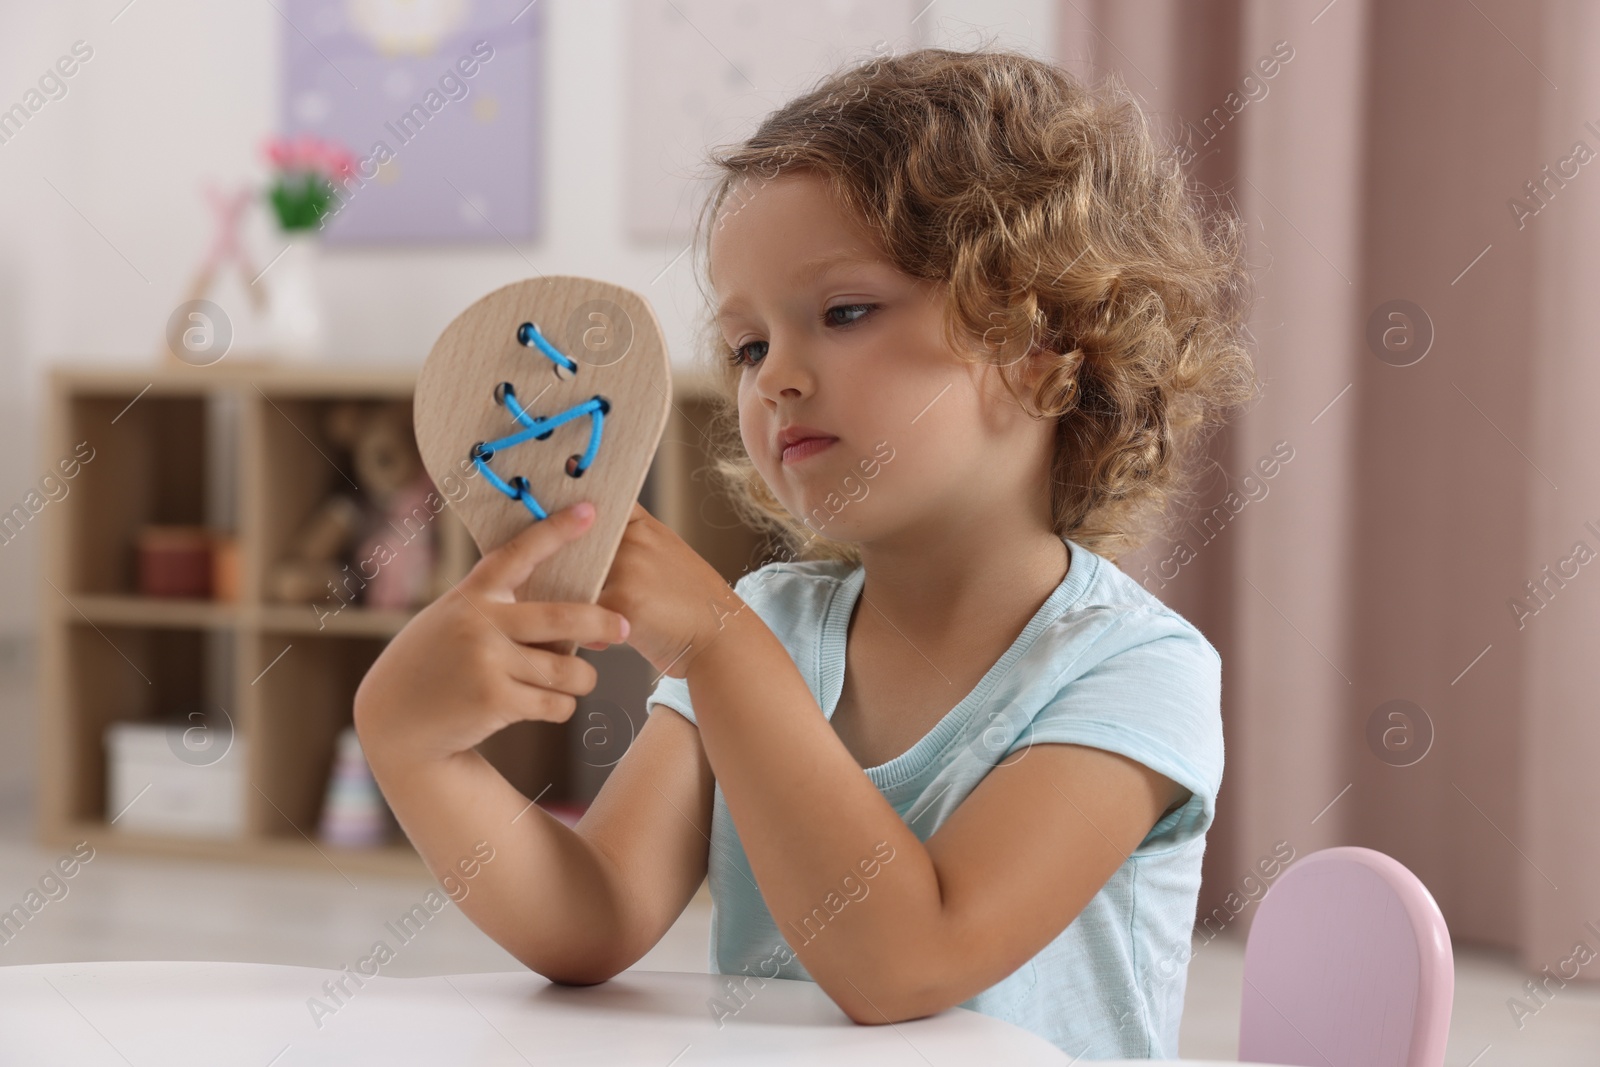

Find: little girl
<box><xmin>356</xmin><ymin>46</ymin><xmax>1256</xmax><ymax>1059</ymax></box>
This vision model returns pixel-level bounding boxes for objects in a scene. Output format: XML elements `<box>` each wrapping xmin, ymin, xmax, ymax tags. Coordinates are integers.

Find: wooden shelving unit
<box><xmin>37</xmin><ymin>360</ymin><xmax>765</xmax><ymax>875</ymax></box>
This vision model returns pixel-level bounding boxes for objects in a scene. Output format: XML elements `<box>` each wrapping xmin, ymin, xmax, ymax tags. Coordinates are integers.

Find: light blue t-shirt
<box><xmin>645</xmin><ymin>535</ymin><xmax>1223</xmax><ymax>1058</ymax></box>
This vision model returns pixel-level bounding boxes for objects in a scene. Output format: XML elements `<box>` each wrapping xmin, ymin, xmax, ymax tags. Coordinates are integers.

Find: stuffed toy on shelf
<box><xmin>268</xmin><ymin>399</ymin><xmax>442</xmax><ymax>611</ymax></box>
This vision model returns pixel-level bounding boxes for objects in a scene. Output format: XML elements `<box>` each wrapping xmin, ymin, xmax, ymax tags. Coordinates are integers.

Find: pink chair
<box><xmin>1238</xmin><ymin>846</ymin><xmax>1454</xmax><ymax>1066</ymax></box>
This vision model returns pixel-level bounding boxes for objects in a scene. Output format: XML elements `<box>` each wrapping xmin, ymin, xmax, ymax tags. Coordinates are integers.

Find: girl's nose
<box><xmin>753</xmin><ymin>336</ymin><xmax>814</xmax><ymax>400</ymax></box>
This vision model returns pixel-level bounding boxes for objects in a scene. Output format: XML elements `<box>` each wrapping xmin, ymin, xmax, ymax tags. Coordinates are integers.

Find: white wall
<box><xmin>0</xmin><ymin>0</ymin><xmax>1054</xmax><ymax>640</ymax></box>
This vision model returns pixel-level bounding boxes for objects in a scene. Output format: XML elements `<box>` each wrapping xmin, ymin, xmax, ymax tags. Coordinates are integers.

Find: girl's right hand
<box><xmin>353</xmin><ymin>501</ymin><xmax>632</xmax><ymax>769</ymax></box>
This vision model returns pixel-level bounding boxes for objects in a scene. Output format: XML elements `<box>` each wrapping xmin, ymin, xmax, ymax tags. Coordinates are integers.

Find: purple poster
<box><xmin>281</xmin><ymin>0</ymin><xmax>543</xmax><ymax>244</ymax></box>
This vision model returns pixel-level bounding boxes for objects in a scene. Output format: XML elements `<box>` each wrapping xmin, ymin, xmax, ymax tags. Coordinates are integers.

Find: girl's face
<box><xmin>708</xmin><ymin>170</ymin><xmax>1050</xmax><ymax>546</ymax></box>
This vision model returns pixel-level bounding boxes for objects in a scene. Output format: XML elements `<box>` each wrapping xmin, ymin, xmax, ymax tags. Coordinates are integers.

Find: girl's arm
<box><xmin>355</xmin><ymin>503</ymin><xmax>711</xmax><ymax>984</ymax></box>
<box><xmin>681</xmin><ymin>602</ymin><xmax>1185</xmax><ymax>1024</ymax></box>
<box><xmin>360</xmin><ymin>707</ymin><xmax>713</xmax><ymax>984</ymax></box>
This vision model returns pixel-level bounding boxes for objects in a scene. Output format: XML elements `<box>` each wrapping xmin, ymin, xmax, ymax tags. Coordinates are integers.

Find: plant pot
<box><xmin>265</xmin><ymin>230</ymin><xmax>324</xmax><ymax>360</ymax></box>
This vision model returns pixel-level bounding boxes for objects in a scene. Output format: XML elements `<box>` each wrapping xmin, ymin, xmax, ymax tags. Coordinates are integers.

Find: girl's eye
<box><xmin>727</xmin><ymin>339</ymin><xmax>768</xmax><ymax>368</ymax></box>
<box><xmin>825</xmin><ymin>303</ymin><xmax>877</xmax><ymax>327</ymax></box>
<box><xmin>726</xmin><ymin>305</ymin><xmax>877</xmax><ymax>368</ymax></box>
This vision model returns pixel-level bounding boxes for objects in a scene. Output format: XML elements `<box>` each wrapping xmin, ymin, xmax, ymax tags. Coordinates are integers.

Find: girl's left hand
<box><xmin>583</xmin><ymin>502</ymin><xmax>748</xmax><ymax>679</ymax></box>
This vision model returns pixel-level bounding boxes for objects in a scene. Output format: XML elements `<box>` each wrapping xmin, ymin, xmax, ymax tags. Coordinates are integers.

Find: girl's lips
<box><xmin>781</xmin><ymin>436</ymin><xmax>837</xmax><ymax>464</ymax></box>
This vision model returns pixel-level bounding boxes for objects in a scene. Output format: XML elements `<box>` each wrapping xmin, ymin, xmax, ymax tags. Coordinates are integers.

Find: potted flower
<box><xmin>260</xmin><ymin>133</ymin><xmax>357</xmax><ymax>359</ymax></box>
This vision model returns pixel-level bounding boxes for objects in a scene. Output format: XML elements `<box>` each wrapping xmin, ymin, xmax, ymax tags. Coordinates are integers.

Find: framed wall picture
<box><xmin>282</xmin><ymin>0</ymin><xmax>544</xmax><ymax>244</ymax></box>
<box><xmin>624</xmin><ymin>0</ymin><xmax>917</xmax><ymax>243</ymax></box>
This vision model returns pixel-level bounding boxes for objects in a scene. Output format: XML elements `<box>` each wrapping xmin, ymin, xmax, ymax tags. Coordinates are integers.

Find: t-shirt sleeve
<box><xmin>1008</xmin><ymin>611</ymin><xmax>1224</xmax><ymax>855</ymax></box>
<box><xmin>645</xmin><ymin>672</ymin><xmax>695</xmax><ymax>724</ymax></box>
<box><xmin>644</xmin><ymin>567</ymin><xmax>775</xmax><ymax>727</ymax></box>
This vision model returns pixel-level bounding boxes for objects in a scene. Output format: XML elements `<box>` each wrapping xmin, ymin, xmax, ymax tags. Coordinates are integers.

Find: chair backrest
<box><xmin>1238</xmin><ymin>846</ymin><xmax>1453</xmax><ymax>1067</ymax></box>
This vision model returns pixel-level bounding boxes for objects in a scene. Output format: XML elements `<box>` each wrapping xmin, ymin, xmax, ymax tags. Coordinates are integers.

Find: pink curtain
<box><xmin>1059</xmin><ymin>0</ymin><xmax>1600</xmax><ymax>973</ymax></box>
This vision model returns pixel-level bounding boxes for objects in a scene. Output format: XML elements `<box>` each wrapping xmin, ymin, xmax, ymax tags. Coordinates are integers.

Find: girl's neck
<box><xmin>851</xmin><ymin>518</ymin><xmax>1071</xmax><ymax>649</ymax></box>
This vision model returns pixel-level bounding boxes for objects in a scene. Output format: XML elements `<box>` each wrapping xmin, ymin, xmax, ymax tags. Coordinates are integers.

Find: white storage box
<box><xmin>104</xmin><ymin>722</ymin><xmax>248</xmax><ymax>839</ymax></box>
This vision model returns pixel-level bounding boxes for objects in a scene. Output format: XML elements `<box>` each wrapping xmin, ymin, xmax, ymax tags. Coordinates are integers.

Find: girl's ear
<box><xmin>1009</xmin><ymin>345</ymin><xmax>1084</xmax><ymax>420</ymax></box>
<box><xmin>992</xmin><ymin>345</ymin><xmax>1051</xmax><ymax>421</ymax></box>
<box><xmin>1016</xmin><ymin>344</ymin><xmax>1056</xmax><ymax>393</ymax></box>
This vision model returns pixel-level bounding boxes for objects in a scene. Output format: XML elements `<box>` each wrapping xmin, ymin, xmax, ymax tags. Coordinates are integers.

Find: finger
<box><xmin>500</xmin><ymin>643</ymin><xmax>598</xmax><ymax>697</ymax></box>
<box><xmin>491</xmin><ymin>600</ymin><xmax>630</xmax><ymax>648</ymax></box>
<box><xmin>497</xmin><ymin>679</ymin><xmax>578</xmax><ymax>726</ymax></box>
<box><xmin>464</xmin><ymin>501</ymin><xmax>596</xmax><ymax>599</ymax></box>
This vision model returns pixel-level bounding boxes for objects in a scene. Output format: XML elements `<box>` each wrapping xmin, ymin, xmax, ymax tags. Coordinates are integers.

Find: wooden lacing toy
<box><xmin>414</xmin><ymin>277</ymin><xmax>672</xmax><ymax>656</ymax></box>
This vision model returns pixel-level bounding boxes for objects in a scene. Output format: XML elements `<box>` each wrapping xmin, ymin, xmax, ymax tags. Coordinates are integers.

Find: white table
<box><xmin>0</xmin><ymin>961</ymin><xmax>1078</xmax><ymax>1065</ymax></box>
<box><xmin>0</xmin><ymin>961</ymin><xmax>1281</xmax><ymax>1065</ymax></box>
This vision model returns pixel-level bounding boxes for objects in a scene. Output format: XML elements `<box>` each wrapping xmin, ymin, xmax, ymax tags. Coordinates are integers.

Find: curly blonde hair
<box><xmin>690</xmin><ymin>46</ymin><xmax>1260</xmax><ymax>566</ymax></box>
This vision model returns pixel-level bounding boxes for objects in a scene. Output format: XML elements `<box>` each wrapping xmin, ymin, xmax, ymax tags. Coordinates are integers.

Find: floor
<box><xmin>0</xmin><ymin>814</ymin><xmax>1596</xmax><ymax>1064</ymax></box>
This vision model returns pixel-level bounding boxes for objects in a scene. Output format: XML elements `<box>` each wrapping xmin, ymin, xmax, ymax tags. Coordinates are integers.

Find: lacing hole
<box><xmin>493</xmin><ymin>381</ymin><xmax>514</xmax><ymax>406</ymax></box>
<box><xmin>470</xmin><ymin>442</ymin><xmax>492</xmax><ymax>461</ymax></box>
<box><xmin>516</xmin><ymin>322</ymin><xmax>538</xmax><ymax>346</ymax></box>
<box><xmin>565</xmin><ymin>455</ymin><xmax>586</xmax><ymax>478</ymax></box>
<box><xmin>535</xmin><ymin>428</ymin><xmax>553</xmax><ymax>441</ymax></box>
<box><xmin>552</xmin><ymin>360</ymin><xmax>576</xmax><ymax>382</ymax></box>
<box><xmin>511</xmin><ymin>475</ymin><xmax>531</xmax><ymax>497</ymax></box>
<box><xmin>595</xmin><ymin>395</ymin><xmax>611</xmax><ymax>415</ymax></box>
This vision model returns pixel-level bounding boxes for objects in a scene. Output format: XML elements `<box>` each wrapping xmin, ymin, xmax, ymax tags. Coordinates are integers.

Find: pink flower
<box><xmin>263</xmin><ymin>135</ymin><xmax>291</xmax><ymax>169</ymax></box>
<box><xmin>290</xmin><ymin>133</ymin><xmax>322</xmax><ymax>173</ymax></box>
<box><xmin>263</xmin><ymin>132</ymin><xmax>357</xmax><ymax>181</ymax></box>
<box><xmin>325</xmin><ymin>145</ymin><xmax>357</xmax><ymax>179</ymax></box>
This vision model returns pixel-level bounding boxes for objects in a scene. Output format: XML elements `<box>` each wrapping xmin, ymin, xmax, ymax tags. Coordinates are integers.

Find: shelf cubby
<box><xmin>248</xmin><ymin>629</ymin><xmax>384</xmax><ymax>842</ymax></box>
<box><xmin>59</xmin><ymin>623</ymin><xmax>225</xmax><ymax>826</ymax></box>
<box><xmin>65</xmin><ymin>391</ymin><xmax>209</xmax><ymax>597</ymax></box>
